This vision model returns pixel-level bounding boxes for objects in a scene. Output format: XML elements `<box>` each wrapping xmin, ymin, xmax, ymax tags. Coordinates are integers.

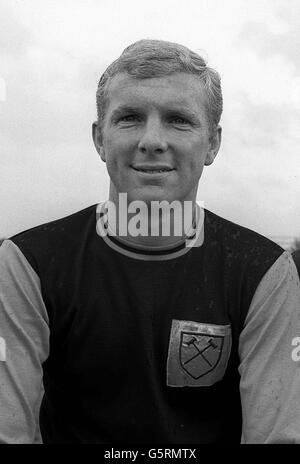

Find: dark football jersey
<box><xmin>8</xmin><ymin>204</ymin><xmax>284</xmax><ymax>443</ymax></box>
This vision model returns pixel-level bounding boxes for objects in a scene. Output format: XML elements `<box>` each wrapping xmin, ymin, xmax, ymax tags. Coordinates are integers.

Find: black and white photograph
<box><xmin>0</xmin><ymin>0</ymin><xmax>300</xmax><ymax>447</ymax></box>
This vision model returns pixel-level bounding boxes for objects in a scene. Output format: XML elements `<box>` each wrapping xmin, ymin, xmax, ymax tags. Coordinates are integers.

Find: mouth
<box><xmin>131</xmin><ymin>165</ymin><xmax>175</xmax><ymax>174</ymax></box>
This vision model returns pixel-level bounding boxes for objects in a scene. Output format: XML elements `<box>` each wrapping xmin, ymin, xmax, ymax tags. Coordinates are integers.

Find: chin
<box><xmin>127</xmin><ymin>188</ymin><xmax>178</xmax><ymax>205</ymax></box>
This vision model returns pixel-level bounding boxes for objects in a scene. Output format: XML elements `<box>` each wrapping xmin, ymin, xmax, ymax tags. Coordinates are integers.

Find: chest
<box><xmin>43</xmin><ymin>251</ymin><xmax>233</xmax><ymax>390</ymax></box>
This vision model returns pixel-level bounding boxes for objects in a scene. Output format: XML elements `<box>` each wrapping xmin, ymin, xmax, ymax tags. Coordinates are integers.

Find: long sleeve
<box><xmin>239</xmin><ymin>251</ymin><xmax>300</xmax><ymax>443</ymax></box>
<box><xmin>0</xmin><ymin>240</ymin><xmax>49</xmax><ymax>443</ymax></box>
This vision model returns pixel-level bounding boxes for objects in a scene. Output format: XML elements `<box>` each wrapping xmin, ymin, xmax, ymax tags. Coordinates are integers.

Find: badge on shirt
<box><xmin>167</xmin><ymin>320</ymin><xmax>231</xmax><ymax>387</ymax></box>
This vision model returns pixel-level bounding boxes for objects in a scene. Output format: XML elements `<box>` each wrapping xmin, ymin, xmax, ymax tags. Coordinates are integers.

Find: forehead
<box><xmin>104</xmin><ymin>72</ymin><xmax>208</xmax><ymax>115</ymax></box>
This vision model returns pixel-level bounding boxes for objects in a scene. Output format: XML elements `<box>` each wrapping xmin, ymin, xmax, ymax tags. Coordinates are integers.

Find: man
<box><xmin>1</xmin><ymin>39</ymin><xmax>300</xmax><ymax>444</ymax></box>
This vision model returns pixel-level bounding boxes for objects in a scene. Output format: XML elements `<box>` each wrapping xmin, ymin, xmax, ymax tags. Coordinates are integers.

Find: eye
<box><xmin>119</xmin><ymin>114</ymin><xmax>140</xmax><ymax>123</ymax></box>
<box><xmin>170</xmin><ymin>116</ymin><xmax>189</xmax><ymax>125</ymax></box>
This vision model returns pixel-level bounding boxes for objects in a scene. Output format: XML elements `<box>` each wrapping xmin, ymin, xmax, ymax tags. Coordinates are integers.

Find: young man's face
<box><xmin>93</xmin><ymin>72</ymin><xmax>221</xmax><ymax>205</ymax></box>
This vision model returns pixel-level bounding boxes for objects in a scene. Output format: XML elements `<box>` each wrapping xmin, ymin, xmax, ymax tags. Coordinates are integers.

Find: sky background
<box><xmin>0</xmin><ymin>0</ymin><xmax>299</xmax><ymax>246</ymax></box>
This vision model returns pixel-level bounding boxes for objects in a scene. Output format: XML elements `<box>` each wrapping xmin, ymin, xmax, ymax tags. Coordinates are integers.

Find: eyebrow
<box><xmin>165</xmin><ymin>108</ymin><xmax>201</xmax><ymax>124</ymax></box>
<box><xmin>110</xmin><ymin>106</ymin><xmax>141</xmax><ymax>120</ymax></box>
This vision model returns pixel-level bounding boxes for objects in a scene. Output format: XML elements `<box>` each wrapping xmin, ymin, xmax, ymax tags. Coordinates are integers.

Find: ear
<box><xmin>204</xmin><ymin>125</ymin><xmax>222</xmax><ymax>166</ymax></box>
<box><xmin>92</xmin><ymin>121</ymin><xmax>106</xmax><ymax>162</ymax></box>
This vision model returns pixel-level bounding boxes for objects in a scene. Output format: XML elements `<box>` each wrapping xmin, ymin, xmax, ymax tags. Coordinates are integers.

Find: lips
<box><xmin>132</xmin><ymin>165</ymin><xmax>174</xmax><ymax>173</ymax></box>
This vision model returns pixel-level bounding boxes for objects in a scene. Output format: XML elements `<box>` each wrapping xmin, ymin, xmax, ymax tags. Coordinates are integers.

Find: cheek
<box><xmin>104</xmin><ymin>139</ymin><xmax>134</xmax><ymax>184</ymax></box>
<box><xmin>178</xmin><ymin>142</ymin><xmax>209</xmax><ymax>171</ymax></box>
<box><xmin>104</xmin><ymin>134</ymin><xmax>135</xmax><ymax>166</ymax></box>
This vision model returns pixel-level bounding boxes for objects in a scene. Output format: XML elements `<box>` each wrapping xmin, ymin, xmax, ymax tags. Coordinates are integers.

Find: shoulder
<box><xmin>204</xmin><ymin>209</ymin><xmax>284</xmax><ymax>265</ymax></box>
<box><xmin>11</xmin><ymin>204</ymin><xmax>97</xmax><ymax>246</ymax></box>
<box><xmin>9</xmin><ymin>204</ymin><xmax>99</xmax><ymax>274</ymax></box>
<box><xmin>203</xmin><ymin>209</ymin><xmax>285</xmax><ymax>304</ymax></box>
<box><xmin>292</xmin><ymin>249</ymin><xmax>300</xmax><ymax>276</ymax></box>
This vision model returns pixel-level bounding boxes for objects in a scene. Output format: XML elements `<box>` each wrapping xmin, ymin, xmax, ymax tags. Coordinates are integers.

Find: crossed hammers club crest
<box><xmin>180</xmin><ymin>333</ymin><xmax>224</xmax><ymax>379</ymax></box>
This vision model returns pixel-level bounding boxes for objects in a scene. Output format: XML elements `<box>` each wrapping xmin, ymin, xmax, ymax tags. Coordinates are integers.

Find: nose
<box><xmin>138</xmin><ymin>119</ymin><xmax>168</xmax><ymax>155</ymax></box>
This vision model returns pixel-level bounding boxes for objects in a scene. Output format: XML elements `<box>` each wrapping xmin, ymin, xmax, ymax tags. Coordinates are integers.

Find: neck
<box><xmin>100</xmin><ymin>193</ymin><xmax>199</xmax><ymax>249</ymax></box>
